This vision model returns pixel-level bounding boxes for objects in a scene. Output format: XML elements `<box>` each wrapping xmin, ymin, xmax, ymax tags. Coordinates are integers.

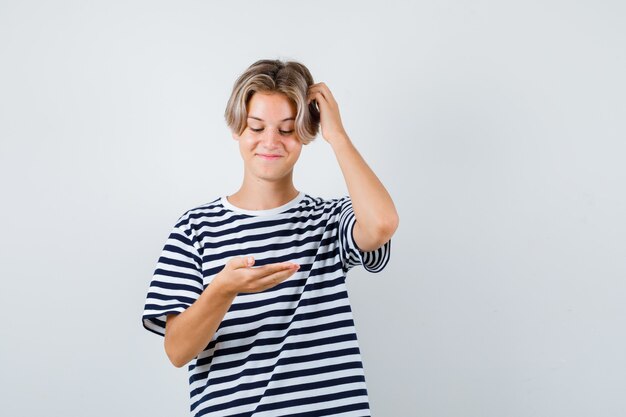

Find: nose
<box><xmin>260</xmin><ymin>128</ymin><xmax>283</xmax><ymax>148</ymax></box>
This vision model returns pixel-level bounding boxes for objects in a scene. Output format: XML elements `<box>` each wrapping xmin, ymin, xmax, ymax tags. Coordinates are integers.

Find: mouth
<box><xmin>256</xmin><ymin>154</ymin><xmax>283</xmax><ymax>160</ymax></box>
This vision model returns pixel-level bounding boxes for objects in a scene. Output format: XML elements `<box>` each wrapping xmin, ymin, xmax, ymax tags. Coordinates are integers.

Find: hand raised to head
<box><xmin>307</xmin><ymin>82</ymin><xmax>349</xmax><ymax>144</ymax></box>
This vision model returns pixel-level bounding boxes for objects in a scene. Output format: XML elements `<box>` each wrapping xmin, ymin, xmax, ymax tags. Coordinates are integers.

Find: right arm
<box><xmin>164</xmin><ymin>256</ymin><xmax>300</xmax><ymax>368</ymax></box>
<box><xmin>164</xmin><ymin>275</ymin><xmax>237</xmax><ymax>368</ymax></box>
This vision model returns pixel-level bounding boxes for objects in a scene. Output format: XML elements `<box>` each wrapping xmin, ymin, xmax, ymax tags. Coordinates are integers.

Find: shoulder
<box><xmin>296</xmin><ymin>194</ymin><xmax>355</xmax><ymax>226</ymax></box>
<box><xmin>173</xmin><ymin>196</ymin><xmax>224</xmax><ymax>232</ymax></box>
<box><xmin>298</xmin><ymin>193</ymin><xmax>351</xmax><ymax>215</ymax></box>
<box><xmin>303</xmin><ymin>193</ymin><xmax>349</xmax><ymax>207</ymax></box>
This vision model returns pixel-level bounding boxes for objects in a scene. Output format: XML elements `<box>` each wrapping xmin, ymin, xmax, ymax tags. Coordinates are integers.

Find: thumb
<box><xmin>228</xmin><ymin>255</ymin><xmax>254</xmax><ymax>270</ymax></box>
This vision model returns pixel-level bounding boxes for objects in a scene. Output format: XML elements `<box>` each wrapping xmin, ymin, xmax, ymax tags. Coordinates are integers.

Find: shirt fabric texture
<box><xmin>142</xmin><ymin>191</ymin><xmax>392</xmax><ymax>417</ymax></box>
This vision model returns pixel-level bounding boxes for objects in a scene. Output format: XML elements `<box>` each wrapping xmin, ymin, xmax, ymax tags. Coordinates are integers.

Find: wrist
<box><xmin>328</xmin><ymin>133</ymin><xmax>350</xmax><ymax>148</ymax></box>
<box><xmin>211</xmin><ymin>272</ymin><xmax>239</xmax><ymax>299</ymax></box>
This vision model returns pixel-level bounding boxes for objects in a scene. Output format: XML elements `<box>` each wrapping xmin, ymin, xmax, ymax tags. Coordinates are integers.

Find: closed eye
<box><xmin>250</xmin><ymin>128</ymin><xmax>294</xmax><ymax>135</ymax></box>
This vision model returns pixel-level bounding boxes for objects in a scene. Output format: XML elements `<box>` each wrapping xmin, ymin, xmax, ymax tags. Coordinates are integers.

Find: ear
<box><xmin>231</xmin><ymin>131</ymin><xmax>239</xmax><ymax>141</ymax></box>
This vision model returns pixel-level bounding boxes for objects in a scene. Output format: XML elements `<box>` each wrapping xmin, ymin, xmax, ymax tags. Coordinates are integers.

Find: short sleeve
<box><xmin>337</xmin><ymin>195</ymin><xmax>392</xmax><ymax>273</ymax></box>
<box><xmin>142</xmin><ymin>223</ymin><xmax>204</xmax><ymax>337</ymax></box>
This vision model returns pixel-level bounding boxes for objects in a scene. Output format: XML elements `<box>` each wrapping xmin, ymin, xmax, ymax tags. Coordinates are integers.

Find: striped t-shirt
<box><xmin>142</xmin><ymin>191</ymin><xmax>392</xmax><ymax>417</ymax></box>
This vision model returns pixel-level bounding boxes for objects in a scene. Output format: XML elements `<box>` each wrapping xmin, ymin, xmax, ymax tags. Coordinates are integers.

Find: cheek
<box><xmin>240</xmin><ymin>136</ymin><xmax>257</xmax><ymax>149</ymax></box>
<box><xmin>286</xmin><ymin>137</ymin><xmax>302</xmax><ymax>151</ymax></box>
<box><xmin>238</xmin><ymin>140</ymin><xmax>256</xmax><ymax>158</ymax></box>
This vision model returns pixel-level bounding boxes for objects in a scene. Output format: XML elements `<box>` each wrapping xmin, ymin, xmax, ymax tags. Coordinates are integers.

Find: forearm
<box><xmin>329</xmin><ymin>134</ymin><xmax>399</xmax><ymax>233</ymax></box>
<box><xmin>164</xmin><ymin>276</ymin><xmax>236</xmax><ymax>368</ymax></box>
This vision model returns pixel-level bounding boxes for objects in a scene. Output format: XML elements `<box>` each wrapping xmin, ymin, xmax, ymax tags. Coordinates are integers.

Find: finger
<box><xmin>312</xmin><ymin>83</ymin><xmax>336</xmax><ymax>105</ymax></box>
<box><xmin>252</xmin><ymin>262</ymin><xmax>299</xmax><ymax>278</ymax></box>
<box><xmin>229</xmin><ymin>255</ymin><xmax>255</xmax><ymax>270</ymax></box>
<box><xmin>307</xmin><ymin>95</ymin><xmax>319</xmax><ymax>106</ymax></box>
<box><xmin>308</xmin><ymin>90</ymin><xmax>327</xmax><ymax>106</ymax></box>
<box><xmin>308</xmin><ymin>88</ymin><xmax>326</xmax><ymax>99</ymax></box>
<box><xmin>317</xmin><ymin>84</ymin><xmax>336</xmax><ymax>103</ymax></box>
<box><xmin>260</xmin><ymin>267</ymin><xmax>299</xmax><ymax>289</ymax></box>
<box><xmin>310</xmin><ymin>82</ymin><xmax>329</xmax><ymax>94</ymax></box>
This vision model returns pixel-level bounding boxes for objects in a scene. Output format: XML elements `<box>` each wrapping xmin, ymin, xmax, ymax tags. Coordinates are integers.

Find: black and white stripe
<box><xmin>143</xmin><ymin>193</ymin><xmax>392</xmax><ymax>416</ymax></box>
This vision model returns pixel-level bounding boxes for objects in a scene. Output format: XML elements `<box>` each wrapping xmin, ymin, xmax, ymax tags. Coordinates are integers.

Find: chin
<box><xmin>251</xmin><ymin>164</ymin><xmax>293</xmax><ymax>177</ymax></box>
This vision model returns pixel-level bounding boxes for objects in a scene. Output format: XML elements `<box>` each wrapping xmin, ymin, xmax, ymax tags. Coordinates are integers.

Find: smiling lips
<box><xmin>257</xmin><ymin>154</ymin><xmax>283</xmax><ymax>160</ymax></box>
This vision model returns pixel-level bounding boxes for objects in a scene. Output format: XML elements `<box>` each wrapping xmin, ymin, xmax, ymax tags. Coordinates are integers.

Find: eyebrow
<box><xmin>247</xmin><ymin>116</ymin><xmax>295</xmax><ymax>122</ymax></box>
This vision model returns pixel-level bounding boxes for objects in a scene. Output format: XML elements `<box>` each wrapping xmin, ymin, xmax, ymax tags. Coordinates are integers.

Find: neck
<box><xmin>228</xmin><ymin>174</ymin><xmax>299</xmax><ymax>211</ymax></box>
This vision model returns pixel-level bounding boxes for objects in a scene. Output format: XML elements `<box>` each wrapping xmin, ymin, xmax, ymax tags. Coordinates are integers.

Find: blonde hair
<box><xmin>224</xmin><ymin>59</ymin><xmax>320</xmax><ymax>145</ymax></box>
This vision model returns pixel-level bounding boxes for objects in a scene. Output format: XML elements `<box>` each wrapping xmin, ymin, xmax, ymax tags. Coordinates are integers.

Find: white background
<box><xmin>1</xmin><ymin>1</ymin><xmax>625</xmax><ymax>416</ymax></box>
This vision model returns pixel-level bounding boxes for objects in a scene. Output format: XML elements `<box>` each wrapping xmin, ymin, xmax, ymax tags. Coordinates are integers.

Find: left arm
<box><xmin>330</xmin><ymin>134</ymin><xmax>399</xmax><ymax>251</ymax></box>
<box><xmin>308</xmin><ymin>82</ymin><xmax>399</xmax><ymax>251</ymax></box>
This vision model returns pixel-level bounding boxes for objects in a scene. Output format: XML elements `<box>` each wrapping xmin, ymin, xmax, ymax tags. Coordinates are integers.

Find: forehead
<box><xmin>247</xmin><ymin>92</ymin><xmax>296</xmax><ymax>122</ymax></box>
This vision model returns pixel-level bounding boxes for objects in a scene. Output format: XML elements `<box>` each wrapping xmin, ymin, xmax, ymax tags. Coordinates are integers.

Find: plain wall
<box><xmin>1</xmin><ymin>1</ymin><xmax>625</xmax><ymax>416</ymax></box>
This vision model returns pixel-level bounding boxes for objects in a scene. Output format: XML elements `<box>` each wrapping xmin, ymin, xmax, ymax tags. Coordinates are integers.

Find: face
<box><xmin>232</xmin><ymin>91</ymin><xmax>302</xmax><ymax>183</ymax></box>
